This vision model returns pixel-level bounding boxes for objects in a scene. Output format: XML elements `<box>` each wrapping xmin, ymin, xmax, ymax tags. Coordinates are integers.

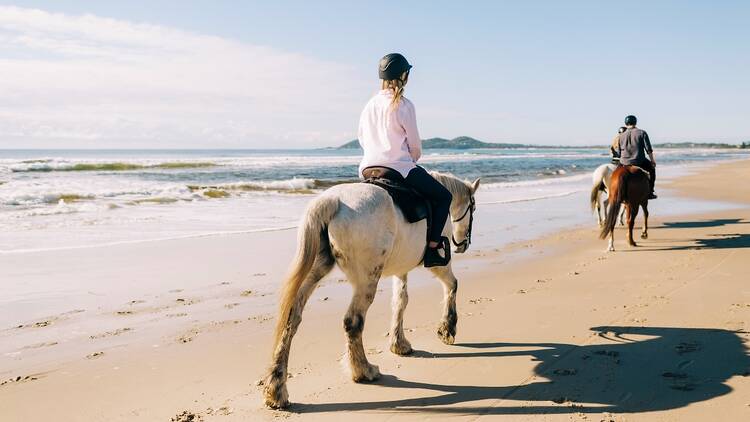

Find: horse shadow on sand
<box><xmin>618</xmin><ymin>218</ymin><xmax>750</xmax><ymax>251</ymax></box>
<box><xmin>292</xmin><ymin>326</ymin><xmax>749</xmax><ymax>416</ymax></box>
<box><xmin>646</xmin><ymin>218</ymin><xmax>750</xmax><ymax>251</ymax></box>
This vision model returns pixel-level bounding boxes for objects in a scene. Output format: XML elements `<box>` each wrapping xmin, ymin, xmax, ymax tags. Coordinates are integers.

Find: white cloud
<box><xmin>0</xmin><ymin>6</ymin><xmax>369</xmax><ymax>148</ymax></box>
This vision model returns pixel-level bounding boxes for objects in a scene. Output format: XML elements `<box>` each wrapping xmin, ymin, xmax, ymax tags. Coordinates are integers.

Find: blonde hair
<box><xmin>381</xmin><ymin>72</ymin><xmax>409</xmax><ymax>109</ymax></box>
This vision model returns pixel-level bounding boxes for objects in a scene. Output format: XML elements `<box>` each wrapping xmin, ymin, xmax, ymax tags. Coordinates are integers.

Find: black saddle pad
<box><xmin>362</xmin><ymin>173</ymin><xmax>429</xmax><ymax>224</ymax></box>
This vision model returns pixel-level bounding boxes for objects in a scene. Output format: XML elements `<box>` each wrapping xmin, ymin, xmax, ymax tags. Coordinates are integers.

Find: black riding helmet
<box><xmin>624</xmin><ymin>115</ymin><xmax>637</xmax><ymax>126</ymax></box>
<box><xmin>379</xmin><ymin>53</ymin><xmax>412</xmax><ymax>80</ymax></box>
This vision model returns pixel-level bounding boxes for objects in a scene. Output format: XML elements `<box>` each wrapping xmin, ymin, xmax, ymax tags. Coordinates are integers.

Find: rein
<box><xmin>451</xmin><ymin>196</ymin><xmax>475</xmax><ymax>249</ymax></box>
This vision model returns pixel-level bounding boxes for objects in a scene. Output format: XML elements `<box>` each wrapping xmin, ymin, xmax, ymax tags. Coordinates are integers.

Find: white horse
<box><xmin>590</xmin><ymin>163</ymin><xmax>625</xmax><ymax>227</ymax></box>
<box><xmin>262</xmin><ymin>171</ymin><xmax>480</xmax><ymax>409</ymax></box>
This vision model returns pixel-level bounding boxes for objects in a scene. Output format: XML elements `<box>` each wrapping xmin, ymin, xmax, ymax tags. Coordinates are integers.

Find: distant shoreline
<box><xmin>0</xmin><ymin>140</ymin><xmax>747</xmax><ymax>153</ymax></box>
<box><xmin>335</xmin><ymin>136</ymin><xmax>750</xmax><ymax>150</ymax></box>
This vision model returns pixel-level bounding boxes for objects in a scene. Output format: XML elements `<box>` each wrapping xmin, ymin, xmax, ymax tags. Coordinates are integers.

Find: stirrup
<box><xmin>423</xmin><ymin>237</ymin><xmax>451</xmax><ymax>267</ymax></box>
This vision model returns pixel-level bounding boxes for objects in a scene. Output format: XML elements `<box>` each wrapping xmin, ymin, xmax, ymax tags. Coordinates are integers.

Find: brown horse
<box><xmin>599</xmin><ymin>165</ymin><xmax>650</xmax><ymax>251</ymax></box>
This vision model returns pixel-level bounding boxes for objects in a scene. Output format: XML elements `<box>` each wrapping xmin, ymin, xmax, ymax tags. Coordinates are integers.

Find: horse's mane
<box><xmin>429</xmin><ymin>171</ymin><xmax>473</xmax><ymax>203</ymax></box>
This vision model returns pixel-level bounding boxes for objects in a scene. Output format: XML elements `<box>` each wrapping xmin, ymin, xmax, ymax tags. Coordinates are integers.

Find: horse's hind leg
<box><xmin>429</xmin><ymin>265</ymin><xmax>458</xmax><ymax>345</ymax></box>
<box><xmin>641</xmin><ymin>203</ymin><xmax>649</xmax><ymax>239</ymax></box>
<box><xmin>343</xmin><ymin>269</ymin><xmax>382</xmax><ymax>382</ymax></box>
<box><xmin>263</xmin><ymin>258</ymin><xmax>334</xmax><ymax>408</ymax></box>
<box><xmin>627</xmin><ymin>202</ymin><xmax>639</xmax><ymax>246</ymax></box>
<box><xmin>389</xmin><ymin>274</ymin><xmax>412</xmax><ymax>355</ymax></box>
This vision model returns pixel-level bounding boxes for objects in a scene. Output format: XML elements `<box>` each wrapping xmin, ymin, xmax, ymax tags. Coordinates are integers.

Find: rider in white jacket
<box><xmin>358</xmin><ymin>53</ymin><xmax>452</xmax><ymax>267</ymax></box>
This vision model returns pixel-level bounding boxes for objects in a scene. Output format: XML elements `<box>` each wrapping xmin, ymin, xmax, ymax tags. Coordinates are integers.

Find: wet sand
<box><xmin>1</xmin><ymin>159</ymin><xmax>749</xmax><ymax>421</ymax></box>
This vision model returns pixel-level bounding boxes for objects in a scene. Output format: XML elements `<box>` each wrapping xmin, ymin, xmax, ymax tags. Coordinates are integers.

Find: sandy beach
<box><xmin>2</xmin><ymin>159</ymin><xmax>749</xmax><ymax>421</ymax></box>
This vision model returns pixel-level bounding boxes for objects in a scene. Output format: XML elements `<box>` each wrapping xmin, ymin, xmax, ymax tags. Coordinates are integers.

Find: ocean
<box><xmin>1</xmin><ymin>147</ymin><xmax>748</xmax><ymax>252</ymax></box>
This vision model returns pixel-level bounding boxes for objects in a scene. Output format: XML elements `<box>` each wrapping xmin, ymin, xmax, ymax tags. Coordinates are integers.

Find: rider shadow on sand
<box><xmin>293</xmin><ymin>326</ymin><xmax>749</xmax><ymax>416</ymax></box>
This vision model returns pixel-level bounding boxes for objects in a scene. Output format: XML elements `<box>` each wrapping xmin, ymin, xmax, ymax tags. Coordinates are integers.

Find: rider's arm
<box><xmin>643</xmin><ymin>131</ymin><xmax>655</xmax><ymax>166</ymax></box>
<box><xmin>399</xmin><ymin>99</ymin><xmax>422</xmax><ymax>162</ymax></box>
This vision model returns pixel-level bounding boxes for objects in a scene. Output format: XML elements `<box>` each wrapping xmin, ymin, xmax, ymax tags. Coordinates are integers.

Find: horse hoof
<box><xmin>262</xmin><ymin>377</ymin><xmax>290</xmax><ymax>409</ymax></box>
<box><xmin>630</xmin><ymin>242</ymin><xmax>638</xmax><ymax>247</ymax></box>
<box><xmin>641</xmin><ymin>233</ymin><xmax>648</xmax><ymax>239</ymax></box>
<box><xmin>437</xmin><ymin>323</ymin><xmax>456</xmax><ymax>345</ymax></box>
<box><xmin>390</xmin><ymin>339</ymin><xmax>413</xmax><ymax>356</ymax></box>
<box><xmin>607</xmin><ymin>246</ymin><xmax>615</xmax><ymax>252</ymax></box>
<box><xmin>352</xmin><ymin>363</ymin><xmax>380</xmax><ymax>383</ymax></box>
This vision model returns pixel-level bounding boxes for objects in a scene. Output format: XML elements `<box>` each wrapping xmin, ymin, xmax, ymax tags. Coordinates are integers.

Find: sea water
<box><xmin>1</xmin><ymin>147</ymin><xmax>748</xmax><ymax>252</ymax></box>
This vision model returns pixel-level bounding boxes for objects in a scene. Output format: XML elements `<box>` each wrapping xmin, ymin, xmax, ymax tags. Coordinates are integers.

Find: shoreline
<box><xmin>2</xmin><ymin>159</ymin><xmax>749</xmax><ymax>421</ymax></box>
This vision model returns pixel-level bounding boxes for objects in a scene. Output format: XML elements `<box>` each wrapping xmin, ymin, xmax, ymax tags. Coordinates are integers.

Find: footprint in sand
<box><xmin>675</xmin><ymin>341</ymin><xmax>701</xmax><ymax>354</ymax></box>
<box><xmin>468</xmin><ymin>297</ymin><xmax>494</xmax><ymax>304</ymax></box>
<box><xmin>171</xmin><ymin>411</ymin><xmax>203</xmax><ymax>422</ymax></box>
<box><xmin>248</xmin><ymin>314</ymin><xmax>273</xmax><ymax>324</ymax></box>
<box><xmin>15</xmin><ymin>319</ymin><xmax>54</xmax><ymax>329</ymax></box>
<box><xmin>678</xmin><ymin>360</ymin><xmax>694</xmax><ymax>369</ymax></box>
<box><xmin>89</xmin><ymin>327</ymin><xmax>133</xmax><ymax>340</ymax></box>
<box><xmin>0</xmin><ymin>375</ymin><xmax>39</xmax><ymax>387</ymax></box>
<box><xmin>552</xmin><ymin>368</ymin><xmax>578</xmax><ymax>376</ymax></box>
<box><xmin>86</xmin><ymin>351</ymin><xmax>104</xmax><ymax>359</ymax></box>
<box><xmin>205</xmin><ymin>406</ymin><xmax>233</xmax><ymax>416</ymax></box>
<box><xmin>21</xmin><ymin>341</ymin><xmax>58</xmax><ymax>350</ymax></box>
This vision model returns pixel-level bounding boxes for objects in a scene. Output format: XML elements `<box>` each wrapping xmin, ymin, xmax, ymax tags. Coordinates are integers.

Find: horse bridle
<box><xmin>451</xmin><ymin>196</ymin><xmax>475</xmax><ymax>249</ymax></box>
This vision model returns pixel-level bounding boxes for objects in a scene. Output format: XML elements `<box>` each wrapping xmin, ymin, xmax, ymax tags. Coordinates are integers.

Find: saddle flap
<box><xmin>361</xmin><ymin>169</ymin><xmax>430</xmax><ymax>224</ymax></box>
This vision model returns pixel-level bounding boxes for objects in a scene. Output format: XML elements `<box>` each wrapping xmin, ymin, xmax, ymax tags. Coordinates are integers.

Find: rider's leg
<box><xmin>644</xmin><ymin>160</ymin><xmax>657</xmax><ymax>198</ymax></box>
<box><xmin>404</xmin><ymin>166</ymin><xmax>453</xmax><ymax>265</ymax></box>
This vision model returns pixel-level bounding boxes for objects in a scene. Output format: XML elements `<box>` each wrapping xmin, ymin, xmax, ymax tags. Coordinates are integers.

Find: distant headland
<box><xmin>334</xmin><ymin>136</ymin><xmax>749</xmax><ymax>150</ymax></box>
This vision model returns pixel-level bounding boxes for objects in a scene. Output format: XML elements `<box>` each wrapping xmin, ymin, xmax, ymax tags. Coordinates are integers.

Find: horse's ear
<box><xmin>471</xmin><ymin>178</ymin><xmax>481</xmax><ymax>193</ymax></box>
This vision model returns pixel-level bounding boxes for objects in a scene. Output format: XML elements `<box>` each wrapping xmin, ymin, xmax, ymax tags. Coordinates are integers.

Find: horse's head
<box><xmin>431</xmin><ymin>172</ymin><xmax>481</xmax><ymax>254</ymax></box>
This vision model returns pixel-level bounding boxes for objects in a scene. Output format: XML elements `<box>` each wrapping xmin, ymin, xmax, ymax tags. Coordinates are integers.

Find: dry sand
<box><xmin>1</xmin><ymin>160</ymin><xmax>749</xmax><ymax>421</ymax></box>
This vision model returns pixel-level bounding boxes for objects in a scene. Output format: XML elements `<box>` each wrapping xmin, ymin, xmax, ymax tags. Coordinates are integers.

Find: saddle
<box><xmin>361</xmin><ymin>167</ymin><xmax>430</xmax><ymax>224</ymax></box>
<box><xmin>623</xmin><ymin>164</ymin><xmax>651</xmax><ymax>179</ymax></box>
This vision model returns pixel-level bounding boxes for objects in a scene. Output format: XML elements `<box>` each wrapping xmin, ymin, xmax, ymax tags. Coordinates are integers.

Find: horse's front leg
<box><xmin>344</xmin><ymin>277</ymin><xmax>381</xmax><ymax>382</ymax></box>
<box><xmin>389</xmin><ymin>274</ymin><xmax>412</xmax><ymax>355</ymax></box>
<box><xmin>429</xmin><ymin>265</ymin><xmax>458</xmax><ymax>345</ymax></box>
<box><xmin>641</xmin><ymin>203</ymin><xmax>649</xmax><ymax>239</ymax></box>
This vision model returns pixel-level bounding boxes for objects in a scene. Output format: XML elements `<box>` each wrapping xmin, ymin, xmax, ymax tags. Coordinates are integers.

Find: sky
<box><xmin>0</xmin><ymin>1</ymin><xmax>748</xmax><ymax>149</ymax></box>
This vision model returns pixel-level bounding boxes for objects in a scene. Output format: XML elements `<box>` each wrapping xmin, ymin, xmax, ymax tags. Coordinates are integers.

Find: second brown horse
<box><xmin>599</xmin><ymin>165</ymin><xmax>650</xmax><ymax>251</ymax></box>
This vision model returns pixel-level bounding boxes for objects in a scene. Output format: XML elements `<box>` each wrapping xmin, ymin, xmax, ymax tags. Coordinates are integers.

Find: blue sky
<box><xmin>1</xmin><ymin>1</ymin><xmax>748</xmax><ymax>148</ymax></box>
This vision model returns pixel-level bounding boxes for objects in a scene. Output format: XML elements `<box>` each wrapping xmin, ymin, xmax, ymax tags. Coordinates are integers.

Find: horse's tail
<box><xmin>590</xmin><ymin>180</ymin><xmax>605</xmax><ymax>212</ymax></box>
<box><xmin>600</xmin><ymin>168</ymin><xmax>626</xmax><ymax>239</ymax></box>
<box><xmin>272</xmin><ymin>194</ymin><xmax>338</xmax><ymax>348</ymax></box>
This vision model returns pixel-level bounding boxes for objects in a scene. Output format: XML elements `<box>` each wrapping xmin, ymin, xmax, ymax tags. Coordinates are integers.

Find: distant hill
<box><xmin>338</xmin><ymin>136</ymin><xmax>533</xmax><ymax>150</ymax></box>
<box><xmin>337</xmin><ymin>137</ymin><xmax>748</xmax><ymax>150</ymax></box>
<box><xmin>654</xmin><ymin>142</ymin><xmax>747</xmax><ymax>149</ymax></box>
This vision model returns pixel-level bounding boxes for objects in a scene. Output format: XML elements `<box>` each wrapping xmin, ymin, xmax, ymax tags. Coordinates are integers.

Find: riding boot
<box><xmin>423</xmin><ymin>237</ymin><xmax>451</xmax><ymax>267</ymax></box>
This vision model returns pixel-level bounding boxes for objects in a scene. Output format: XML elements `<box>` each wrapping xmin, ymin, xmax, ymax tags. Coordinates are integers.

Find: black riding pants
<box><xmin>634</xmin><ymin>159</ymin><xmax>656</xmax><ymax>192</ymax></box>
<box><xmin>404</xmin><ymin>166</ymin><xmax>453</xmax><ymax>243</ymax></box>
